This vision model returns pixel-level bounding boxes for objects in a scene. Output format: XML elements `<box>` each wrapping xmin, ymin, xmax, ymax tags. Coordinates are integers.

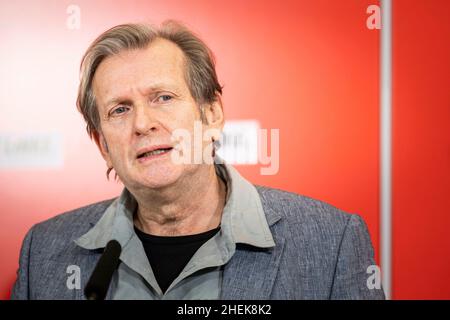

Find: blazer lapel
<box><xmin>220</xmin><ymin>234</ymin><xmax>285</xmax><ymax>300</ymax></box>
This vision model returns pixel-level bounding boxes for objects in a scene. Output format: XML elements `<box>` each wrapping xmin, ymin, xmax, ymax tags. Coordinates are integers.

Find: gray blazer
<box><xmin>11</xmin><ymin>186</ymin><xmax>385</xmax><ymax>300</ymax></box>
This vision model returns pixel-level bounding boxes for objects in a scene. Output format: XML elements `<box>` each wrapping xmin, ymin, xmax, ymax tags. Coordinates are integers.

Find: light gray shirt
<box><xmin>74</xmin><ymin>163</ymin><xmax>275</xmax><ymax>299</ymax></box>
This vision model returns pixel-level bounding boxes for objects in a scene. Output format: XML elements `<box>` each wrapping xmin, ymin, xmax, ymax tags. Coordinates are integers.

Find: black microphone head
<box><xmin>84</xmin><ymin>239</ymin><xmax>122</xmax><ymax>300</ymax></box>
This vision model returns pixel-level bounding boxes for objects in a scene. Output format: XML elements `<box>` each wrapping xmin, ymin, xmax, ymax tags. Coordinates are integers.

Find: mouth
<box><xmin>136</xmin><ymin>147</ymin><xmax>173</xmax><ymax>161</ymax></box>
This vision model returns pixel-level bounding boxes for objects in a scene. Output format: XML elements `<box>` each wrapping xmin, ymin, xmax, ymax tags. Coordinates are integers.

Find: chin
<box><xmin>130</xmin><ymin>163</ymin><xmax>186</xmax><ymax>190</ymax></box>
<box><xmin>140</xmin><ymin>176</ymin><xmax>180</xmax><ymax>189</ymax></box>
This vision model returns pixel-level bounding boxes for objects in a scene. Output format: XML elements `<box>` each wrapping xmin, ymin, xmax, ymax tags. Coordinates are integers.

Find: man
<box><xmin>11</xmin><ymin>21</ymin><xmax>385</xmax><ymax>300</ymax></box>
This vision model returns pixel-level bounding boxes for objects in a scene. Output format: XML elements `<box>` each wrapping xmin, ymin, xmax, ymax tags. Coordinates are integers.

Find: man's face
<box><xmin>92</xmin><ymin>38</ymin><xmax>222</xmax><ymax>190</ymax></box>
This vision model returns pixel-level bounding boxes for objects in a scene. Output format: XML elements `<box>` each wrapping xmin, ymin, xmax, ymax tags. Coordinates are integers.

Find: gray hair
<box><xmin>76</xmin><ymin>20</ymin><xmax>223</xmax><ymax>138</ymax></box>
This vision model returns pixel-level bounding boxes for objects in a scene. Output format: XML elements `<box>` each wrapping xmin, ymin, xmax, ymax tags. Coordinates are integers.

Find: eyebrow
<box><xmin>103</xmin><ymin>83</ymin><xmax>178</xmax><ymax>108</ymax></box>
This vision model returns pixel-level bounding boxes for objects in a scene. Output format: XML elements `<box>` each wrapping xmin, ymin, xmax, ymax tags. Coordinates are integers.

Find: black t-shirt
<box><xmin>134</xmin><ymin>225</ymin><xmax>221</xmax><ymax>294</ymax></box>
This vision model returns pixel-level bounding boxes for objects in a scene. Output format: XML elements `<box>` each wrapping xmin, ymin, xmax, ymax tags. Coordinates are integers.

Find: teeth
<box><xmin>141</xmin><ymin>148</ymin><xmax>170</xmax><ymax>157</ymax></box>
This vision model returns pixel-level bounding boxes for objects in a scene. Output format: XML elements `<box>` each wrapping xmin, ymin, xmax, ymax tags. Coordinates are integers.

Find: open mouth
<box><xmin>137</xmin><ymin>147</ymin><xmax>173</xmax><ymax>159</ymax></box>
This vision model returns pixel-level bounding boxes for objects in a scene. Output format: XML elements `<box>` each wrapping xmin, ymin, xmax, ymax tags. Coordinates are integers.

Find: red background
<box><xmin>0</xmin><ymin>0</ymin><xmax>448</xmax><ymax>299</ymax></box>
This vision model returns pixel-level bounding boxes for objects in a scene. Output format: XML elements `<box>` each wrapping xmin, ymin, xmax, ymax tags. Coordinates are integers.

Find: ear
<box><xmin>202</xmin><ymin>94</ymin><xmax>224</xmax><ymax>135</ymax></box>
<box><xmin>93</xmin><ymin>130</ymin><xmax>113</xmax><ymax>168</ymax></box>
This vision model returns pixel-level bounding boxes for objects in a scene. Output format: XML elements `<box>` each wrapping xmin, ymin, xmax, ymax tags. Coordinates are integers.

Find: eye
<box><xmin>156</xmin><ymin>94</ymin><xmax>173</xmax><ymax>103</ymax></box>
<box><xmin>110</xmin><ymin>105</ymin><xmax>129</xmax><ymax>116</ymax></box>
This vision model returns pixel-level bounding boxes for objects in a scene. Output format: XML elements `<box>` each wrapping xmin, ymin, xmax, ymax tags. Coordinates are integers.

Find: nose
<box><xmin>132</xmin><ymin>103</ymin><xmax>159</xmax><ymax>136</ymax></box>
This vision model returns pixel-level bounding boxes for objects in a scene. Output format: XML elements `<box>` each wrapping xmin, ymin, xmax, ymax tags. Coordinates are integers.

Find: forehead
<box><xmin>92</xmin><ymin>38</ymin><xmax>187</xmax><ymax>106</ymax></box>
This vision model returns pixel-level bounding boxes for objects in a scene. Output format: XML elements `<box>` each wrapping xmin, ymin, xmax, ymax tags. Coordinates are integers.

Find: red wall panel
<box><xmin>393</xmin><ymin>0</ymin><xmax>450</xmax><ymax>299</ymax></box>
<box><xmin>1</xmin><ymin>0</ymin><xmax>382</xmax><ymax>299</ymax></box>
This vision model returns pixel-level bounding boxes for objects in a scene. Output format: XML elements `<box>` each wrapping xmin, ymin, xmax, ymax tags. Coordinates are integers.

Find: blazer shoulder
<box><xmin>255</xmin><ymin>185</ymin><xmax>352</xmax><ymax>232</ymax></box>
<box><xmin>29</xmin><ymin>198</ymin><xmax>116</xmax><ymax>257</ymax></box>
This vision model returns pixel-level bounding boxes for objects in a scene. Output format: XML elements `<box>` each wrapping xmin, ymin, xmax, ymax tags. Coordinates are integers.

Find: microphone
<box><xmin>84</xmin><ymin>239</ymin><xmax>122</xmax><ymax>300</ymax></box>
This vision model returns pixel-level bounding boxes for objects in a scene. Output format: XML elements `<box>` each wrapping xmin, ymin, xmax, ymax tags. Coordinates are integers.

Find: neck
<box><xmin>132</xmin><ymin>164</ymin><xmax>226</xmax><ymax>236</ymax></box>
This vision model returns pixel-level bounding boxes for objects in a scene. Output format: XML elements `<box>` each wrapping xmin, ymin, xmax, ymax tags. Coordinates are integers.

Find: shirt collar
<box><xmin>75</xmin><ymin>162</ymin><xmax>275</xmax><ymax>250</ymax></box>
<box><xmin>215</xmin><ymin>163</ymin><xmax>275</xmax><ymax>248</ymax></box>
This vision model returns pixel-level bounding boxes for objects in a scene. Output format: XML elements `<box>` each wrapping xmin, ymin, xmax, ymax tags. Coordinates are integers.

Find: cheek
<box><xmin>102</xmin><ymin>131</ymin><xmax>129</xmax><ymax>160</ymax></box>
<box><xmin>165</xmin><ymin>111</ymin><xmax>200</xmax><ymax>139</ymax></box>
<box><xmin>103</xmin><ymin>117</ymin><xmax>133</xmax><ymax>133</ymax></box>
<box><xmin>184</xmin><ymin>109</ymin><xmax>203</xmax><ymax>130</ymax></box>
